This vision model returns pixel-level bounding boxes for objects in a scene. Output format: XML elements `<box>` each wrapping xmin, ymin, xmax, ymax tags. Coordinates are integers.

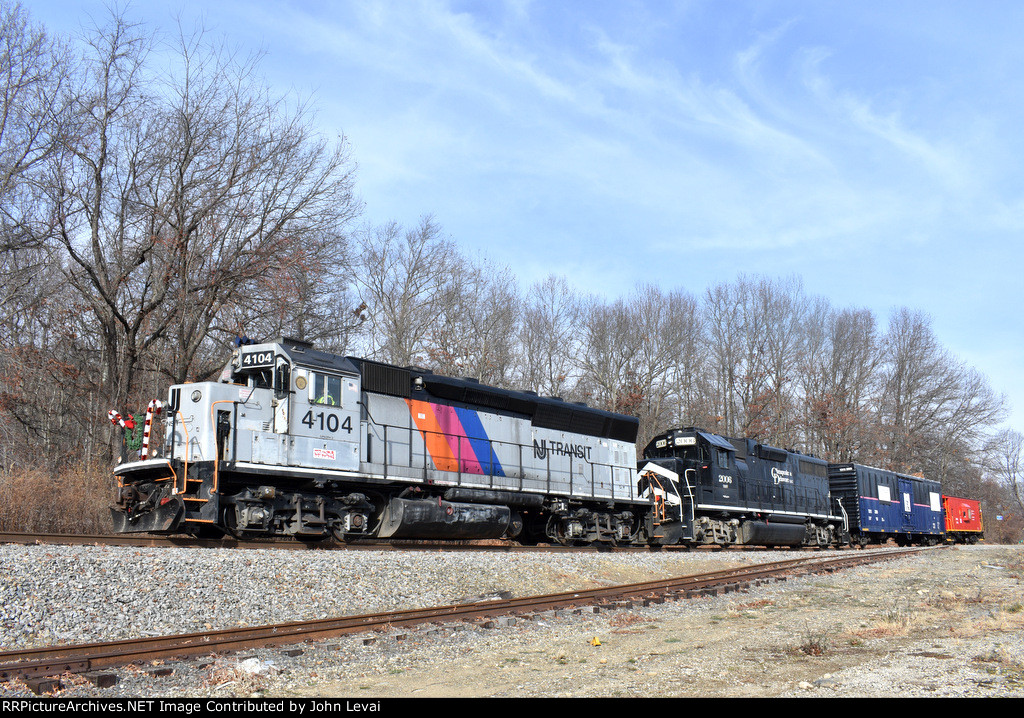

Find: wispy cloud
<box><xmin>31</xmin><ymin>0</ymin><xmax>1024</xmax><ymax>424</ymax></box>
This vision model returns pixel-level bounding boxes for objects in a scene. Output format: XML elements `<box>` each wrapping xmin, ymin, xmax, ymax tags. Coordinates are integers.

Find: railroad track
<box><xmin>0</xmin><ymin>531</ymin><xmax>394</xmax><ymax>551</ymax></box>
<box><xmin>0</xmin><ymin>545</ymin><xmax>936</xmax><ymax>691</ymax></box>
<box><xmin>0</xmin><ymin>531</ymin><xmax>638</xmax><ymax>552</ymax></box>
<box><xmin>0</xmin><ymin>531</ymin><xmax>802</xmax><ymax>553</ymax></box>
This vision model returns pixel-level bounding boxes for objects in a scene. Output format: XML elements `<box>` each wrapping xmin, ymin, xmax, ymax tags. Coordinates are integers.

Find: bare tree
<box><xmin>988</xmin><ymin>428</ymin><xmax>1024</xmax><ymax>520</ymax></box>
<box><xmin>703</xmin><ymin>275</ymin><xmax>785</xmax><ymax>440</ymax></box>
<box><xmin>0</xmin><ymin>1</ymin><xmax>70</xmax><ymax>251</ymax></box>
<box><xmin>629</xmin><ymin>285</ymin><xmax>701</xmax><ymax>443</ymax></box>
<box><xmin>878</xmin><ymin>308</ymin><xmax>1004</xmax><ymax>478</ymax></box>
<box><xmin>28</xmin><ymin>8</ymin><xmax>359</xmax><ymax>463</ymax></box>
<box><xmin>749</xmin><ymin>276</ymin><xmax>807</xmax><ymax>447</ymax></box>
<box><xmin>801</xmin><ymin>304</ymin><xmax>881</xmax><ymax>462</ymax></box>
<box><xmin>36</xmin><ymin>11</ymin><xmax>161</xmax><ymax>428</ymax></box>
<box><xmin>577</xmin><ymin>294</ymin><xmax>643</xmax><ymax>413</ymax></box>
<box><xmin>426</xmin><ymin>254</ymin><xmax>521</xmax><ymax>385</ymax></box>
<box><xmin>352</xmin><ymin>216</ymin><xmax>457</xmax><ymax>367</ymax></box>
<box><xmin>703</xmin><ymin>279</ymin><xmax>748</xmax><ymax>435</ymax></box>
<box><xmin>516</xmin><ymin>274</ymin><xmax>581</xmax><ymax>399</ymax></box>
<box><xmin>142</xmin><ymin>22</ymin><xmax>361</xmax><ymax>383</ymax></box>
<box><xmin>0</xmin><ymin>3</ymin><xmax>95</xmax><ymax>470</ymax></box>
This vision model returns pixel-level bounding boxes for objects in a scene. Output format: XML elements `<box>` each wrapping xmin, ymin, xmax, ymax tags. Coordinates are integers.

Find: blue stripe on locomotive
<box><xmin>453</xmin><ymin>406</ymin><xmax>506</xmax><ymax>477</ymax></box>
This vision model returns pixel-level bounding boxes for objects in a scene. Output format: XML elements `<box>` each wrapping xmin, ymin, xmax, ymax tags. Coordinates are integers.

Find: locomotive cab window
<box><xmin>310</xmin><ymin>372</ymin><xmax>343</xmax><ymax>407</ymax></box>
<box><xmin>714</xmin><ymin>448</ymin><xmax>731</xmax><ymax>469</ymax></box>
<box><xmin>250</xmin><ymin>369</ymin><xmax>273</xmax><ymax>390</ymax></box>
<box><xmin>676</xmin><ymin>445</ymin><xmax>699</xmax><ymax>462</ymax></box>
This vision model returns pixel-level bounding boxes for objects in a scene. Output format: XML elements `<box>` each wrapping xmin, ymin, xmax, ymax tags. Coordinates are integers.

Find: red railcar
<box><xmin>942</xmin><ymin>495</ymin><xmax>984</xmax><ymax>544</ymax></box>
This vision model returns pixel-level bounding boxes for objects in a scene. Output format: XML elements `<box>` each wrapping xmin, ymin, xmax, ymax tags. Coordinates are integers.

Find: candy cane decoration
<box><xmin>108</xmin><ymin>410</ymin><xmax>137</xmax><ymax>431</ymax></box>
<box><xmin>141</xmin><ymin>399</ymin><xmax>164</xmax><ymax>460</ymax></box>
<box><xmin>109</xmin><ymin>408</ymin><xmax>139</xmax><ymax>460</ymax></box>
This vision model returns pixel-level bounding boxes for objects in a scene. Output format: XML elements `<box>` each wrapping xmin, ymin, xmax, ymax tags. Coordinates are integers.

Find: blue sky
<box><xmin>30</xmin><ymin>0</ymin><xmax>1024</xmax><ymax>432</ymax></box>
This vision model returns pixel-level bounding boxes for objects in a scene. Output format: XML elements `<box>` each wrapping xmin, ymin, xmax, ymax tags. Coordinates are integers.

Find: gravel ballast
<box><xmin>1</xmin><ymin>542</ymin><xmax>1022</xmax><ymax>698</ymax></box>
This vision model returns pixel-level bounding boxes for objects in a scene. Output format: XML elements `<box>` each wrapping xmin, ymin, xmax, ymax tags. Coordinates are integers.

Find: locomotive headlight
<box><xmin>191</xmin><ymin>390</ymin><xmax>202</xmax><ymax>403</ymax></box>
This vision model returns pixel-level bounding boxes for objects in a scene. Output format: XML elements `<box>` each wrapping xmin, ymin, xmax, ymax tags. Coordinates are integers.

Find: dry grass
<box><xmin>948</xmin><ymin>609</ymin><xmax>1024</xmax><ymax>640</ymax></box>
<box><xmin>849</xmin><ymin>566</ymin><xmax>1024</xmax><ymax>643</ymax></box>
<box><xmin>203</xmin><ymin>659</ymin><xmax>274</xmax><ymax>696</ymax></box>
<box><xmin>784</xmin><ymin>622</ymin><xmax>840</xmax><ymax>657</ymax></box>
<box><xmin>849</xmin><ymin>598</ymin><xmax>929</xmax><ymax>638</ymax></box>
<box><xmin>0</xmin><ymin>462</ymin><xmax>114</xmax><ymax>534</ymax></box>
<box><xmin>608</xmin><ymin>613</ymin><xmax>660</xmax><ymax>634</ymax></box>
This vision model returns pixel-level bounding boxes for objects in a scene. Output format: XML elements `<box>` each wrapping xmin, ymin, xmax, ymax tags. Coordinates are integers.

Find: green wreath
<box><xmin>124</xmin><ymin>413</ymin><xmax>145</xmax><ymax>452</ymax></box>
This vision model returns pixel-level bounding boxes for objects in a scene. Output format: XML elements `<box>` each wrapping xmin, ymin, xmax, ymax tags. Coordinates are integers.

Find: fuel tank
<box><xmin>376</xmin><ymin>497</ymin><xmax>515</xmax><ymax>540</ymax></box>
<box><xmin>738</xmin><ymin>517</ymin><xmax>806</xmax><ymax>546</ymax></box>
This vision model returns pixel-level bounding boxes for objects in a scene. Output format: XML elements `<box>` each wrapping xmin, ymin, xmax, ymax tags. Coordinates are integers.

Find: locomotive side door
<box><xmin>287</xmin><ymin>367</ymin><xmax>361</xmax><ymax>471</ymax></box>
<box><xmin>711</xmin><ymin>445</ymin><xmax>737</xmax><ymax>504</ymax></box>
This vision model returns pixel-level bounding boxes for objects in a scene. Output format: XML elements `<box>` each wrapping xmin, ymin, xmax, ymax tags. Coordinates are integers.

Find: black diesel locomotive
<box><xmin>639</xmin><ymin>428</ymin><xmax>843</xmax><ymax>548</ymax></box>
<box><xmin>110</xmin><ymin>337</ymin><xmax>975</xmax><ymax>548</ymax></box>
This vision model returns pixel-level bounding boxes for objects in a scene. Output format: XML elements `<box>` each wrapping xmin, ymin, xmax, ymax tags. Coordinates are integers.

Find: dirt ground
<box><xmin>281</xmin><ymin>545</ymin><xmax>1024</xmax><ymax>698</ymax></box>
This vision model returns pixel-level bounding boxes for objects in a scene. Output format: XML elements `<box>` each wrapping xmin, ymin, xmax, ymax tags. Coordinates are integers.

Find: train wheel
<box><xmin>221</xmin><ymin>508</ymin><xmax>243</xmax><ymax>540</ymax></box>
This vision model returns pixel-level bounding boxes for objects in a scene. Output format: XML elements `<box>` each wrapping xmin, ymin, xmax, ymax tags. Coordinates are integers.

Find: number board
<box><xmin>240</xmin><ymin>350</ymin><xmax>276</xmax><ymax>369</ymax></box>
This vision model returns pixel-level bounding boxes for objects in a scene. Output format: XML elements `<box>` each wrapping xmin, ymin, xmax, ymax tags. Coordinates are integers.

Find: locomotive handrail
<box><xmin>835</xmin><ymin>496</ymin><xmax>850</xmax><ymax>534</ymax></box>
<box><xmin>171</xmin><ymin>411</ymin><xmax>190</xmax><ymax>496</ymax></box>
<box><xmin>682</xmin><ymin>468</ymin><xmax>697</xmax><ymax>527</ymax></box>
<box><xmin>209</xmin><ymin>399</ymin><xmax>236</xmax><ymax>496</ymax></box>
<box><xmin>364</xmin><ymin>413</ymin><xmax>629</xmax><ymax>501</ymax></box>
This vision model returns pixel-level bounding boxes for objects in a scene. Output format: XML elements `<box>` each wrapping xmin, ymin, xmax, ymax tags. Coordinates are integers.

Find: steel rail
<box><xmin>3</xmin><ymin>531</ymin><xmax>809</xmax><ymax>553</ymax></box>
<box><xmin>0</xmin><ymin>531</ymin><xmax>629</xmax><ymax>552</ymax></box>
<box><xmin>0</xmin><ymin>546</ymin><xmax>935</xmax><ymax>686</ymax></box>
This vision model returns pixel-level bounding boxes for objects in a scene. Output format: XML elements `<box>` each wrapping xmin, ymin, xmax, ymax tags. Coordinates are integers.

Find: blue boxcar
<box><xmin>827</xmin><ymin>463</ymin><xmax>944</xmax><ymax>546</ymax></box>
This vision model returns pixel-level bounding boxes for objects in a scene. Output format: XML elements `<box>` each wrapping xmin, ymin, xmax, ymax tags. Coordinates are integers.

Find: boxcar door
<box><xmin>898</xmin><ymin>478</ymin><xmax>914</xmax><ymax>529</ymax></box>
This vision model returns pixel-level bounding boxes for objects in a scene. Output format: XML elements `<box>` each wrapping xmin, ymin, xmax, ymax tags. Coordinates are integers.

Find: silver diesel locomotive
<box><xmin>111</xmin><ymin>337</ymin><xmax>643</xmax><ymax>544</ymax></box>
